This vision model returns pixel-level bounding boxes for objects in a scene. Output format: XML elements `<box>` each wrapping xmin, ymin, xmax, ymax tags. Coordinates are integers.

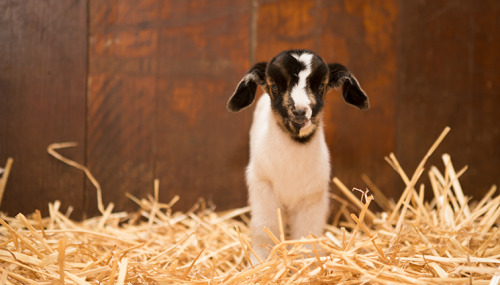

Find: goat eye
<box><xmin>271</xmin><ymin>84</ymin><xmax>278</xmax><ymax>94</ymax></box>
<box><xmin>318</xmin><ymin>83</ymin><xmax>325</xmax><ymax>92</ymax></box>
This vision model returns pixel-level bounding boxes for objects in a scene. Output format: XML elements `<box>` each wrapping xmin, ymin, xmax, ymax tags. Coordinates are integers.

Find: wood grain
<box><xmin>466</xmin><ymin>0</ymin><xmax>500</xmax><ymax>198</ymax></box>
<box><xmin>256</xmin><ymin>0</ymin><xmax>320</xmax><ymax>59</ymax></box>
<box><xmin>0</xmin><ymin>0</ymin><xmax>87</xmax><ymax>217</ymax></box>
<box><xmin>320</xmin><ymin>0</ymin><xmax>400</xmax><ymax>201</ymax></box>
<box><xmin>155</xmin><ymin>0</ymin><xmax>251</xmax><ymax>211</ymax></box>
<box><xmin>87</xmin><ymin>0</ymin><xmax>251</xmax><ymax>215</ymax></box>
<box><xmin>87</xmin><ymin>0</ymin><xmax>158</xmax><ymax>217</ymax></box>
<box><xmin>397</xmin><ymin>0</ymin><xmax>500</xmax><ymax>200</ymax></box>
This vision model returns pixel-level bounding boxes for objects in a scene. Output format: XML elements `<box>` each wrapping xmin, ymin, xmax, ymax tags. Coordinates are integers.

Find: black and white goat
<box><xmin>227</xmin><ymin>49</ymin><xmax>369</xmax><ymax>263</ymax></box>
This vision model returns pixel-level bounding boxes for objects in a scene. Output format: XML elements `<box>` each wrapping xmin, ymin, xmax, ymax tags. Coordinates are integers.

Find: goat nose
<box><xmin>293</xmin><ymin>107</ymin><xmax>307</xmax><ymax>117</ymax></box>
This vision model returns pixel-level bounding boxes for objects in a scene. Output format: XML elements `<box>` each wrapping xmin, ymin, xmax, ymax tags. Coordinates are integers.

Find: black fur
<box><xmin>328</xmin><ymin>63</ymin><xmax>369</xmax><ymax>110</ymax></box>
<box><xmin>290</xmin><ymin>129</ymin><xmax>317</xmax><ymax>143</ymax></box>
<box><xmin>227</xmin><ymin>80</ymin><xmax>257</xmax><ymax>112</ymax></box>
<box><xmin>227</xmin><ymin>62</ymin><xmax>267</xmax><ymax>112</ymax></box>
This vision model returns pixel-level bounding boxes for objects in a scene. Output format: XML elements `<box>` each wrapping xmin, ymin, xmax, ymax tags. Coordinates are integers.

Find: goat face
<box><xmin>227</xmin><ymin>49</ymin><xmax>369</xmax><ymax>143</ymax></box>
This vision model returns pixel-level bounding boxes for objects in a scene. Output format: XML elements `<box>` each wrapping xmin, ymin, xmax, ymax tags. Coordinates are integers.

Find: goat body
<box><xmin>247</xmin><ymin>94</ymin><xmax>330</xmax><ymax>260</ymax></box>
<box><xmin>227</xmin><ymin>49</ymin><xmax>369</xmax><ymax>262</ymax></box>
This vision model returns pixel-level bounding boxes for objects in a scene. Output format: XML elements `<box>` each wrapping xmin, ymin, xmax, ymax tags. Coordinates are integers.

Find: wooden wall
<box><xmin>0</xmin><ymin>1</ymin><xmax>87</xmax><ymax>216</ymax></box>
<box><xmin>1</xmin><ymin>0</ymin><xmax>499</xmax><ymax>219</ymax></box>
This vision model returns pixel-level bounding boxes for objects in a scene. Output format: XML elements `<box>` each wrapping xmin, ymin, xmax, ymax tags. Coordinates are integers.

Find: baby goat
<box><xmin>227</xmin><ymin>49</ymin><xmax>369</xmax><ymax>263</ymax></box>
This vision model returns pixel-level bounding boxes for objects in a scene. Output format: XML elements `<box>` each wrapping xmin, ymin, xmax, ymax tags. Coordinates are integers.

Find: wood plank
<box><xmin>397</xmin><ymin>0</ymin><xmax>500</xmax><ymax>199</ymax></box>
<box><xmin>0</xmin><ymin>1</ymin><xmax>87</xmax><ymax>217</ymax></box>
<box><xmin>86</xmin><ymin>75</ymin><xmax>156</xmax><ymax>216</ymax></box>
<box><xmin>320</xmin><ymin>0</ymin><xmax>400</xmax><ymax>201</ymax></box>
<box><xmin>86</xmin><ymin>0</ymin><xmax>158</xmax><ymax>217</ymax></box>
<box><xmin>256</xmin><ymin>0</ymin><xmax>320</xmax><ymax>59</ymax></box>
<box><xmin>397</xmin><ymin>0</ymin><xmax>471</xmax><ymax>175</ymax></box>
<box><xmin>256</xmin><ymin>0</ymin><xmax>400</xmax><ymax>204</ymax></box>
<box><xmin>467</xmin><ymin>0</ymin><xmax>500</xmax><ymax>197</ymax></box>
<box><xmin>155</xmin><ymin>0</ymin><xmax>251</xmax><ymax>211</ymax></box>
<box><xmin>88</xmin><ymin>0</ymin><xmax>251</xmax><ymax>214</ymax></box>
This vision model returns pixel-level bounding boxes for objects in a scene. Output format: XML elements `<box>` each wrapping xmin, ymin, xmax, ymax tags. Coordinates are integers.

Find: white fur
<box><xmin>243</xmin><ymin>73</ymin><xmax>258</xmax><ymax>84</ymax></box>
<box><xmin>290</xmin><ymin>53</ymin><xmax>314</xmax><ymax>119</ymax></box>
<box><xmin>246</xmin><ymin>95</ymin><xmax>330</xmax><ymax>263</ymax></box>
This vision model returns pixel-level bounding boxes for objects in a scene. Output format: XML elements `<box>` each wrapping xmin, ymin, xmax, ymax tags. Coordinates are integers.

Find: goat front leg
<box><xmin>247</xmin><ymin>179</ymin><xmax>281</xmax><ymax>264</ymax></box>
<box><xmin>288</xmin><ymin>190</ymin><xmax>329</xmax><ymax>240</ymax></box>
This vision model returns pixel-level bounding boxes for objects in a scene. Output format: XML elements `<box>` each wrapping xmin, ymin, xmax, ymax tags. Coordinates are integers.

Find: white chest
<box><xmin>247</xmin><ymin>96</ymin><xmax>331</xmax><ymax>207</ymax></box>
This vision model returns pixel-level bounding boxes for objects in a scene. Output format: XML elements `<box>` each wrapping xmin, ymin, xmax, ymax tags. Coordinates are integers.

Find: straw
<box><xmin>0</xmin><ymin>158</ymin><xmax>13</xmax><ymax>207</ymax></box>
<box><xmin>0</xmin><ymin>126</ymin><xmax>498</xmax><ymax>284</ymax></box>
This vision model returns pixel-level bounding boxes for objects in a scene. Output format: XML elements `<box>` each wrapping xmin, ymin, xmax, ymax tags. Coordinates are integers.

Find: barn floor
<box><xmin>0</xmin><ymin>127</ymin><xmax>499</xmax><ymax>284</ymax></box>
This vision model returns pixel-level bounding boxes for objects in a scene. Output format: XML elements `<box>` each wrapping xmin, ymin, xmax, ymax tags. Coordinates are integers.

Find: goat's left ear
<box><xmin>327</xmin><ymin>63</ymin><xmax>369</xmax><ymax>110</ymax></box>
<box><xmin>227</xmin><ymin>62</ymin><xmax>267</xmax><ymax>112</ymax></box>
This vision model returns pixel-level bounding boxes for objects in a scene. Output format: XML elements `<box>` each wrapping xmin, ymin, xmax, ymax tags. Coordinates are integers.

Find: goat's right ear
<box><xmin>227</xmin><ymin>62</ymin><xmax>267</xmax><ymax>112</ymax></box>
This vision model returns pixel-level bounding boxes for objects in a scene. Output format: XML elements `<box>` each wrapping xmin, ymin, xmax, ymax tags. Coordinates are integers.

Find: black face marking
<box><xmin>266</xmin><ymin>63</ymin><xmax>288</xmax><ymax>97</ymax></box>
<box><xmin>307</xmin><ymin>59</ymin><xmax>328</xmax><ymax>119</ymax></box>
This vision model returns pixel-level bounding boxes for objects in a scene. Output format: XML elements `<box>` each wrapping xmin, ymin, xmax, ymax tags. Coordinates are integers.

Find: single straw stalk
<box><xmin>0</xmin><ymin>158</ymin><xmax>13</xmax><ymax>207</ymax></box>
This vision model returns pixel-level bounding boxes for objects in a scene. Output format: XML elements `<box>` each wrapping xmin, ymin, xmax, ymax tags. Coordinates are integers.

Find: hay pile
<box><xmin>0</xmin><ymin>127</ymin><xmax>499</xmax><ymax>284</ymax></box>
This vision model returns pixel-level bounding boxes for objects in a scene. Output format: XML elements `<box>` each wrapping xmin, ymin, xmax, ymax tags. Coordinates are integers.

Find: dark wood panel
<box><xmin>0</xmin><ymin>1</ymin><xmax>87</xmax><ymax>217</ymax></box>
<box><xmin>256</xmin><ymin>0</ymin><xmax>321</xmax><ymax>59</ymax></box>
<box><xmin>255</xmin><ymin>0</ymin><xmax>400</xmax><ymax>203</ymax></box>
<box><xmin>397</xmin><ymin>0</ymin><xmax>500</xmax><ymax>199</ymax></box>
<box><xmin>86</xmin><ymin>75</ymin><xmax>156</xmax><ymax>216</ymax></box>
<box><xmin>320</xmin><ymin>0</ymin><xmax>400</xmax><ymax>200</ymax></box>
<box><xmin>87</xmin><ymin>0</ymin><xmax>251</xmax><ymax>214</ymax></box>
<box><xmin>155</xmin><ymin>0</ymin><xmax>251</xmax><ymax>211</ymax></box>
<box><xmin>86</xmin><ymin>0</ymin><xmax>158</xmax><ymax>216</ymax></box>
<box><xmin>467</xmin><ymin>0</ymin><xmax>500</xmax><ymax>198</ymax></box>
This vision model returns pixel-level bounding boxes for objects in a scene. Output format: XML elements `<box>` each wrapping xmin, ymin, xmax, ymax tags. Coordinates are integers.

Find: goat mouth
<box><xmin>300</xmin><ymin>120</ymin><xmax>312</xmax><ymax>129</ymax></box>
<box><xmin>291</xmin><ymin>118</ymin><xmax>311</xmax><ymax>129</ymax></box>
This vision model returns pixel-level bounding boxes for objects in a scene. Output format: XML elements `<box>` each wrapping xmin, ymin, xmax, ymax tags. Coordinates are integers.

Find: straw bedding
<box><xmin>0</xmin><ymin>127</ymin><xmax>499</xmax><ymax>284</ymax></box>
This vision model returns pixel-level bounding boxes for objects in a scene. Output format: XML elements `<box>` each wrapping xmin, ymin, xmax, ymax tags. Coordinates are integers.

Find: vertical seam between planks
<box><xmin>315</xmin><ymin>0</ymin><xmax>322</xmax><ymax>50</ymax></box>
<box><xmin>394</xmin><ymin>0</ymin><xmax>403</xmax><ymax>170</ymax></box>
<box><xmin>250</xmin><ymin>0</ymin><xmax>258</xmax><ymax>65</ymax></box>
<box><xmin>83</xmin><ymin>0</ymin><xmax>91</xmax><ymax>219</ymax></box>
<box><xmin>152</xmin><ymin>0</ymin><xmax>161</xmax><ymax>193</ymax></box>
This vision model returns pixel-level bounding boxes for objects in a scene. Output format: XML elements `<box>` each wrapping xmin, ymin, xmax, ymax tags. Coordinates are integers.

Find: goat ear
<box><xmin>227</xmin><ymin>62</ymin><xmax>267</xmax><ymax>112</ymax></box>
<box><xmin>327</xmin><ymin>63</ymin><xmax>369</xmax><ymax>110</ymax></box>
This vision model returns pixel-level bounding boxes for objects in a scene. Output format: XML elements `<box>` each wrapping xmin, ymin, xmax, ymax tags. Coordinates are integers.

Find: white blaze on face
<box><xmin>290</xmin><ymin>53</ymin><xmax>314</xmax><ymax>120</ymax></box>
